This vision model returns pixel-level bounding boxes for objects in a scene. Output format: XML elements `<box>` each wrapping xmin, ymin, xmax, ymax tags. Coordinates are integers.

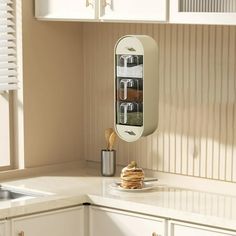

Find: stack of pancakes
<box><xmin>120</xmin><ymin>161</ymin><xmax>144</xmax><ymax>189</ymax></box>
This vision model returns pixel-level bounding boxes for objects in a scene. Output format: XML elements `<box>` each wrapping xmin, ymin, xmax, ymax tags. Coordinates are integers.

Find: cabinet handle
<box><xmin>18</xmin><ymin>231</ymin><xmax>24</xmax><ymax>236</ymax></box>
<box><xmin>102</xmin><ymin>0</ymin><xmax>113</xmax><ymax>10</ymax></box>
<box><xmin>152</xmin><ymin>233</ymin><xmax>161</xmax><ymax>236</ymax></box>
<box><xmin>86</xmin><ymin>0</ymin><xmax>94</xmax><ymax>8</ymax></box>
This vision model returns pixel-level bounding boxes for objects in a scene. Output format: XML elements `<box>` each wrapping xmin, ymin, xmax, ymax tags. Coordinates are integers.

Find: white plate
<box><xmin>109</xmin><ymin>182</ymin><xmax>156</xmax><ymax>192</ymax></box>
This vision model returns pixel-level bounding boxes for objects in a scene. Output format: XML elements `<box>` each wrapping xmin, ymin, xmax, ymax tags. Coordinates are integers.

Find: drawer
<box><xmin>169</xmin><ymin>220</ymin><xmax>236</xmax><ymax>236</ymax></box>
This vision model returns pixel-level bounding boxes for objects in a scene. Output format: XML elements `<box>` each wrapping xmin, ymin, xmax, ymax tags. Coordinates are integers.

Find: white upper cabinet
<box><xmin>170</xmin><ymin>0</ymin><xmax>236</xmax><ymax>25</ymax></box>
<box><xmin>99</xmin><ymin>0</ymin><xmax>167</xmax><ymax>22</ymax></box>
<box><xmin>35</xmin><ymin>0</ymin><xmax>167</xmax><ymax>22</ymax></box>
<box><xmin>35</xmin><ymin>0</ymin><xmax>236</xmax><ymax>24</ymax></box>
<box><xmin>35</xmin><ymin>0</ymin><xmax>97</xmax><ymax>21</ymax></box>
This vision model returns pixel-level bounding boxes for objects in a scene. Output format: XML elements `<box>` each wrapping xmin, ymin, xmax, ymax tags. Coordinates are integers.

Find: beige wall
<box><xmin>21</xmin><ymin>2</ymin><xmax>236</xmax><ymax>183</ymax></box>
<box><xmin>82</xmin><ymin>23</ymin><xmax>236</xmax><ymax>183</ymax></box>
<box><xmin>22</xmin><ymin>1</ymin><xmax>83</xmax><ymax>167</ymax></box>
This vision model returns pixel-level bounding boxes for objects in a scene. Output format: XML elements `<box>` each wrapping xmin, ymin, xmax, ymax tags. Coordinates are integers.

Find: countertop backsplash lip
<box><xmin>1</xmin><ymin>160</ymin><xmax>236</xmax><ymax>196</ymax></box>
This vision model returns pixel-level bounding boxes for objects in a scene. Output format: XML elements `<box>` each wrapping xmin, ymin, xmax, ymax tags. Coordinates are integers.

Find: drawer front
<box><xmin>89</xmin><ymin>206</ymin><xmax>166</xmax><ymax>236</ymax></box>
<box><xmin>169</xmin><ymin>221</ymin><xmax>236</xmax><ymax>236</ymax></box>
<box><xmin>0</xmin><ymin>221</ymin><xmax>7</xmax><ymax>236</ymax></box>
<box><xmin>12</xmin><ymin>206</ymin><xmax>84</xmax><ymax>236</ymax></box>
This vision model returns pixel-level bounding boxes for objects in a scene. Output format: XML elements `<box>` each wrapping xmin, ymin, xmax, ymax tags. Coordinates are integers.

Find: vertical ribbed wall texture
<box><xmin>82</xmin><ymin>23</ymin><xmax>236</xmax><ymax>182</ymax></box>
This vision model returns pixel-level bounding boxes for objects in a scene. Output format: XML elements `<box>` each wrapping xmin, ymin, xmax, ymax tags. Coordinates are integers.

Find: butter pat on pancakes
<box><xmin>120</xmin><ymin>161</ymin><xmax>144</xmax><ymax>189</ymax></box>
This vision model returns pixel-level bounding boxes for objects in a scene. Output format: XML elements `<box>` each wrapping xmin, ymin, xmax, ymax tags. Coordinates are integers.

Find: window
<box><xmin>0</xmin><ymin>0</ymin><xmax>23</xmax><ymax>170</ymax></box>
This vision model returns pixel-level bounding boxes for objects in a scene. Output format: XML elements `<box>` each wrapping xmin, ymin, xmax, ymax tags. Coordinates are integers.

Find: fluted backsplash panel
<box><xmin>82</xmin><ymin>23</ymin><xmax>236</xmax><ymax>182</ymax></box>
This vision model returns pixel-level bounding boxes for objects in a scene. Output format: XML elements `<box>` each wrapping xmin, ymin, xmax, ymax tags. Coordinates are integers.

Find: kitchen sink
<box><xmin>0</xmin><ymin>189</ymin><xmax>29</xmax><ymax>200</ymax></box>
<box><xmin>0</xmin><ymin>185</ymin><xmax>46</xmax><ymax>201</ymax></box>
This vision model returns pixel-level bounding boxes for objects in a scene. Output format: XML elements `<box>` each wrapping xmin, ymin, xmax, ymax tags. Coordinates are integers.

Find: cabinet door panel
<box><xmin>0</xmin><ymin>221</ymin><xmax>8</xmax><ymax>236</ymax></box>
<box><xmin>170</xmin><ymin>221</ymin><xmax>236</xmax><ymax>236</ymax></box>
<box><xmin>99</xmin><ymin>0</ymin><xmax>167</xmax><ymax>22</ymax></box>
<box><xmin>170</xmin><ymin>0</ymin><xmax>236</xmax><ymax>25</ymax></box>
<box><xmin>35</xmin><ymin>0</ymin><xmax>96</xmax><ymax>20</ymax></box>
<box><xmin>12</xmin><ymin>206</ymin><xmax>84</xmax><ymax>236</ymax></box>
<box><xmin>89</xmin><ymin>206</ymin><xmax>166</xmax><ymax>236</ymax></box>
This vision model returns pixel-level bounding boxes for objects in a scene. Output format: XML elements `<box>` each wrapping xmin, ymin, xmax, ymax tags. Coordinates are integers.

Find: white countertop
<box><xmin>0</xmin><ymin>166</ymin><xmax>236</xmax><ymax>231</ymax></box>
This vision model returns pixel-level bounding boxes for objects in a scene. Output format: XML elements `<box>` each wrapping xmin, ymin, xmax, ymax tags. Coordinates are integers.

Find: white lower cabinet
<box><xmin>169</xmin><ymin>221</ymin><xmax>236</xmax><ymax>236</ymax></box>
<box><xmin>0</xmin><ymin>223</ymin><xmax>4</xmax><ymax>236</ymax></box>
<box><xmin>11</xmin><ymin>206</ymin><xmax>84</xmax><ymax>236</ymax></box>
<box><xmin>89</xmin><ymin>206</ymin><xmax>166</xmax><ymax>236</ymax></box>
<box><xmin>2</xmin><ymin>204</ymin><xmax>236</xmax><ymax>236</ymax></box>
<box><xmin>0</xmin><ymin>221</ymin><xmax>9</xmax><ymax>236</ymax></box>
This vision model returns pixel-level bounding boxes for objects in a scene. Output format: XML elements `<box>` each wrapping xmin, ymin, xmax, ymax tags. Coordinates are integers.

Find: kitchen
<box><xmin>0</xmin><ymin>0</ymin><xmax>236</xmax><ymax>235</ymax></box>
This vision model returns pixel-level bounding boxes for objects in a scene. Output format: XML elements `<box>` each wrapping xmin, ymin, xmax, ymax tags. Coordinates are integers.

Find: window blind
<box><xmin>0</xmin><ymin>0</ymin><xmax>18</xmax><ymax>91</ymax></box>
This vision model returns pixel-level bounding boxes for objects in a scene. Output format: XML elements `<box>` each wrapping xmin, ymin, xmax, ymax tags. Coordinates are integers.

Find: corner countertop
<box><xmin>0</xmin><ymin>166</ymin><xmax>236</xmax><ymax>232</ymax></box>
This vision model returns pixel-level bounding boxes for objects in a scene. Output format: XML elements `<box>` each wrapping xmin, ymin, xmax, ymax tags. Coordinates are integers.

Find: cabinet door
<box><xmin>99</xmin><ymin>0</ymin><xmax>167</xmax><ymax>22</ymax></box>
<box><xmin>11</xmin><ymin>206</ymin><xmax>84</xmax><ymax>236</ymax></box>
<box><xmin>0</xmin><ymin>221</ymin><xmax>9</xmax><ymax>236</ymax></box>
<box><xmin>169</xmin><ymin>221</ymin><xmax>236</xmax><ymax>236</ymax></box>
<box><xmin>35</xmin><ymin>0</ymin><xmax>97</xmax><ymax>21</ymax></box>
<box><xmin>170</xmin><ymin>0</ymin><xmax>236</xmax><ymax>25</ymax></box>
<box><xmin>89</xmin><ymin>206</ymin><xmax>166</xmax><ymax>236</ymax></box>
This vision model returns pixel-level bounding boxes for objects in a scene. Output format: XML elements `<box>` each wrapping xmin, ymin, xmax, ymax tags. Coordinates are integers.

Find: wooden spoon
<box><xmin>108</xmin><ymin>131</ymin><xmax>117</xmax><ymax>151</ymax></box>
<box><xmin>105</xmin><ymin>128</ymin><xmax>113</xmax><ymax>150</ymax></box>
